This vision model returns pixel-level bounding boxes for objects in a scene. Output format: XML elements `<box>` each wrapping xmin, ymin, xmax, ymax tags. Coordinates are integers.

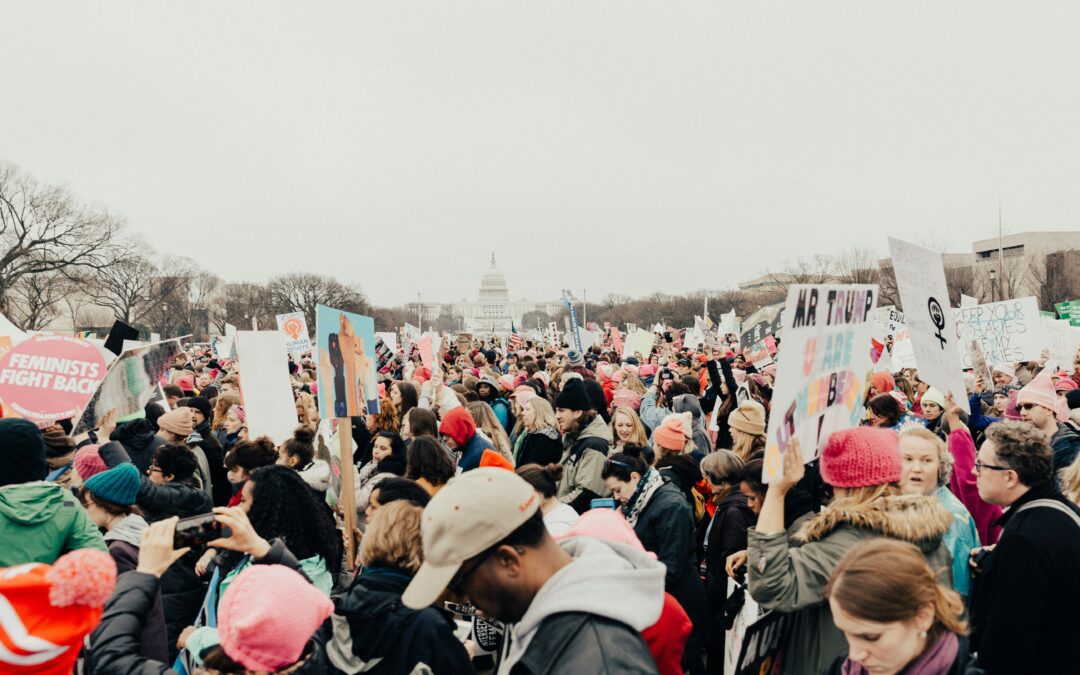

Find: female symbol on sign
<box><xmin>927</xmin><ymin>297</ymin><xmax>947</xmax><ymax>348</ymax></box>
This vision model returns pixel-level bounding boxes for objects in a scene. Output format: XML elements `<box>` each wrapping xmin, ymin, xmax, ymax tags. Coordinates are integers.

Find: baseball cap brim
<box><xmin>401</xmin><ymin>559</ymin><xmax>461</xmax><ymax>609</ymax></box>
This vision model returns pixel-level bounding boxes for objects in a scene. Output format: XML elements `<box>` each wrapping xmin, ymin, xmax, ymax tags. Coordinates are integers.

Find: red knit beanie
<box><xmin>819</xmin><ymin>427</ymin><xmax>902</xmax><ymax>488</ymax></box>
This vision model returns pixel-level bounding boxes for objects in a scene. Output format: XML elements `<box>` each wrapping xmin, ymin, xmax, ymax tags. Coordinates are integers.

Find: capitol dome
<box><xmin>477</xmin><ymin>254</ymin><xmax>512</xmax><ymax>332</ymax></box>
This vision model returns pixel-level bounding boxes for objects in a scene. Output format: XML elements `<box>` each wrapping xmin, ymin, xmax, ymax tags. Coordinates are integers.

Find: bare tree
<box><xmin>0</xmin><ymin>163</ymin><xmax>122</xmax><ymax>311</ymax></box>
<box><xmin>266</xmin><ymin>273</ymin><xmax>370</xmax><ymax>329</ymax></box>
<box><xmin>210</xmin><ymin>282</ymin><xmax>276</xmax><ymax>334</ymax></box>
<box><xmin>833</xmin><ymin>247</ymin><xmax>882</xmax><ymax>285</ymax></box>
<box><xmin>6</xmin><ymin>271</ymin><xmax>70</xmax><ymax>330</ymax></box>
<box><xmin>84</xmin><ymin>245</ymin><xmax>162</xmax><ymax>325</ymax></box>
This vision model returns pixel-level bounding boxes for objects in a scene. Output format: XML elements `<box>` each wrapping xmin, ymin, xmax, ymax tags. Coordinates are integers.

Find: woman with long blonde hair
<box><xmin>467</xmin><ymin>401</ymin><xmax>513</xmax><ymax>462</ymax></box>
<box><xmin>610</xmin><ymin>406</ymin><xmax>648</xmax><ymax>453</ymax></box>
<box><xmin>513</xmin><ymin>396</ymin><xmax>562</xmax><ymax>466</ymax></box>
<box><xmin>294</xmin><ymin>391</ymin><xmax>319</xmax><ymax>431</ymax></box>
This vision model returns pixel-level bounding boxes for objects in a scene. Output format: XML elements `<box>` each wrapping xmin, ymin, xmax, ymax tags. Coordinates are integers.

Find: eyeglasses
<box><xmin>974</xmin><ymin>459</ymin><xmax>1011</xmax><ymax>473</ymax></box>
<box><xmin>147</xmin><ymin>465</ymin><xmax>163</xmax><ymax>475</ymax></box>
<box><xmin>1018</xmin><ymin>403</ymin><xmax>1040</xmax><ymax>411</ymax></box>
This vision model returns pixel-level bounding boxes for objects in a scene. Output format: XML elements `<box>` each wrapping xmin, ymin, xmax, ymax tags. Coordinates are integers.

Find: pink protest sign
<box><xmin>0</xmin><ymin>335</ymin><xmax>107</xmax><ymax>423</ymax></box>
<box><xmin>418</xmin><ymin>336</ymin><xmax>435</xmax><ymax>370</ymax></box>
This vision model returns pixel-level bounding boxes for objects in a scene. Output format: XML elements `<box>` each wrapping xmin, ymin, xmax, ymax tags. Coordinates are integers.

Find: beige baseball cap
<box><xmin>402</xmin><ymin>467</ymin><xmax>541</xmax><ymax>609</ymax></box>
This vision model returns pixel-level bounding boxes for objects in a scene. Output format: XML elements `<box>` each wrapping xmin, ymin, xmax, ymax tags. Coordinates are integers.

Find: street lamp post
<box><xmin>989</xmin><ymin>268</ymin><xmax>997</xmax><ymax>302</ymax></box>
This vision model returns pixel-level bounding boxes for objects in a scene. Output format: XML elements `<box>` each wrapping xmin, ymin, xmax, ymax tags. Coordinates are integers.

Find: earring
<box><xmin>917</xmin><ymin>631</ymin><xmax>927</xmax><ymax>639</ymax></box>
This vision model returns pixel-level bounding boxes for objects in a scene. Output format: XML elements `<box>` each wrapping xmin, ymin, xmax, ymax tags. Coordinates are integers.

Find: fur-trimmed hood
<box><xmin>795</xmin><ymin>494</ymin><xmax>952</xmax><ymax>551</ymax></box>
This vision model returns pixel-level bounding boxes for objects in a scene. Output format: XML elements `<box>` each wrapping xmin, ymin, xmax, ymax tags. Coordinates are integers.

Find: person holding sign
<box><xmin>746</xmin><ymin>429</ymin><xmax>952</xmax><ymax>673</ymax></box>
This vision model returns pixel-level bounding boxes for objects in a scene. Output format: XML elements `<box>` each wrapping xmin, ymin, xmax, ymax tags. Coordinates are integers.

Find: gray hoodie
<box><xmin>104</xmin><ymin>513</ymin><xmax>148</xmax><ymax>547</ymax></box>
<box><xmin>498</xmin><ymin>536</ymin><xmax>666</xmax><ymax>674</ymax></box>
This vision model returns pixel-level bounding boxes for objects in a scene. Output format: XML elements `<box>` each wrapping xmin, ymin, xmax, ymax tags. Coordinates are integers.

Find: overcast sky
<box><xmin>3</xmin><ymin>2</ymin><xmax>1079</xmax><ymax>307</ymax></box>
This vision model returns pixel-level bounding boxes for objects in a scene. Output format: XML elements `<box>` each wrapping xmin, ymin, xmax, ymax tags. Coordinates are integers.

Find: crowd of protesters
<box><xmin>2</xmin><ymin>322</ymin><xmax>1079</xmax><ymax>674</ymax></box>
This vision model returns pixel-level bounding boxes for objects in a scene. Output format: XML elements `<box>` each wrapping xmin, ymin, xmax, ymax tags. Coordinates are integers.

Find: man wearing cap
<box><xmin>553</xmin><ymin>379</ymin><xmax>613</xmax><ymax>513</ymax></box>
<box><xmin>0</xmin><ymin>419</ymin><xmax>107</xmax><ymax>566</ymax></box>
<box><xmin>1016</xmin><ymin>369</ymin><xmax>1080</xmax><ymax>470</ymax></box>
<box><xmin>402</xmin><ymin>468</ymin><xmax>664</xmax><ymax>674</ymax></box>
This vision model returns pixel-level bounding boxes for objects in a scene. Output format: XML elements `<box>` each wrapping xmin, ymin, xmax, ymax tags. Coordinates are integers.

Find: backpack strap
<box><xmin>1014</xmin><ymin>498</ymin><xmax>1080</xmax><ymax>529</ymax></box>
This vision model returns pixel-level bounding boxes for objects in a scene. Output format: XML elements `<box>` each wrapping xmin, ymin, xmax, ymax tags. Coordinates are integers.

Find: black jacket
<box><xmin>517</xmin><ymin>430</ymin><xmax>563</xmax><ymax>467</ymax></box>
<box><xmin>508</xmin><ymin>611</ymin><xmax>658</xmax><ymax>675</ymax></box>
<box><xmin>88</xmin><ymin>540</ymin><xmax>327</xmax><ymax>674</ymax></box>
<box><xmin>192</xmin><ymin>421</ymin><xmax>230</xmax><ymax>506</ymax></box>
<box><xmin>703</xmin><ymin>358</ymin><xmax>738</xmax><ymax>451</ymax></box>
<box><xmin>323</xmin><ymin>567</ymin><xmax>474</xmax><ymax>674</ymax></box>
<box><xmin>99</xmin><ymin>442</ymin><xmax>212</xmax><ymax>522</ymax></box>
<box><xmin>108</xmin><ymin>419</ymin><xmax>166</xmax><ymax>475</ymax></box>
<box><xmin>702</xmin><ymin>491</ymin><xmax>752</xmax><ymax>595</ymax></box>
<box><xmin>970</xmin><ymin>481</ymin><xmax>1080</xmax><ymax>674</ymax></box>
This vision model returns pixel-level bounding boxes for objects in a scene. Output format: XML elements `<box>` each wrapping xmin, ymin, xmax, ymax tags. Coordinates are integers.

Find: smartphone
<box><xmin>173</xmin><ymin>513</ymin><xmax>229</xmax><ymax>552</ymax></box>
<box><xmin>590</xmin><ymin>497</ymin><xmax>617</xmax><ymax>510</ymax></box>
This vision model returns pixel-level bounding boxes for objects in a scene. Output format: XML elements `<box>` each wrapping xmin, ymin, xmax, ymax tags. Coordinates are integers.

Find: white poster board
<box><xmin>888</xmin><ymin>238</ymin><xmax>969</xmax><ymax>412</ymax></box>
<box><xmin>762</xmin><ymin>284</ymin><xmax>878</xmax><ymax>482</ymax></box>
<box><xmin>276</xmin><ymin>312</ymin><xmax>312</xmax><ymax>355</ymax></box>
<box><xmin>236</xmin><ymin>331</ymin><xmax>299</xmax><ymax>444</ymax></box>
<box><xmin>953</xmin><ymin>297</ymin><xmax>1043</xmax><ymax>367</ymax></box>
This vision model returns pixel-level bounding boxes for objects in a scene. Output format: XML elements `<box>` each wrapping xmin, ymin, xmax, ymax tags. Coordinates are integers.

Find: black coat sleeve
<box><xmin>88</xmin><ymin>572</ymin><xmax>176</xmax><ymax>675</ymax></box>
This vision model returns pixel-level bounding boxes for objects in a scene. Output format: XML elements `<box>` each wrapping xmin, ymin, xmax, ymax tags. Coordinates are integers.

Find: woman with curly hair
<box><xmin>182</xmin><ymin>465</ymin><xmax>340</xmax><ymax>666</ymax></box>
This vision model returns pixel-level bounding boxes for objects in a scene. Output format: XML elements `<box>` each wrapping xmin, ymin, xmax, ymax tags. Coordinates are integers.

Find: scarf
<box><xmin>620</xmin><ymin>468</ymin><xmax>666</xmax><ymax>527</ymax></box>
<box><xmin>842</xmin><ymin>631</ymin><xmax>959</xmax><ymax>675</ymax></box>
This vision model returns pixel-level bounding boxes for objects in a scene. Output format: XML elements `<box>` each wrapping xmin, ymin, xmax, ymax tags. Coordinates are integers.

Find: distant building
<box><xmin>418</xmin><ymin>255</ymin><xmax>561</xmax><ymax>333</ymax></box>
<box><xmin>972</xmin><ymin>231</ymin><xmax>1080</xmax><ymax>302</ymax></box>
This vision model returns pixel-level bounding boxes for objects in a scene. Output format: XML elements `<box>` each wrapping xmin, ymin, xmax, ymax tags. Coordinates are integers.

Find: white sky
<box><xmin>2</xmin><ymin>1</ymin><xmax>1079</xmax><ymax>306</ymax></box>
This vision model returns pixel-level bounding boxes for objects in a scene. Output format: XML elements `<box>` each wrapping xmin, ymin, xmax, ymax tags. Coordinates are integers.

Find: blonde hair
<box><xmin>827</xmin><ymin>538</ymin><xmax>967</xmax><ymax>639</ymax></box>
<box><xmin>831</xmin><ymin>482</ymin><xmax>901</xmax><ymax>507</ymax></box>
<box><xmin>899</xmin><ymin>427</ymin><xmax>954</xmax><ymax>486</ymax></box>
<box><xmin>525</xmin><ymin>397</ymin><xmax>557</xmax><ymax>432</ymax></box>
<box><xmin>467</xmin><ymin>401</ymin><xmax>513</xmax><ymax>461</ymax></box>
<box><xmin>359</xmin><ymin>501</ymin><xmax>423</xmax><ymax>573</ymax></box>
<box><xmin>620</xmin><ymin>375</ymin><xmax>646</xmax><ymax>396</ymax></box>
<box><xmin>610</xmin><ymin>407</ymin><xmax>648</xmax><ymax>448</ymax></box>
<box><xmin>732</xmin><ymin>431</ymin><xmax>765</xmax><ymax>462</ymax></box>
<box><xmin>295</xmin><ymin>391</ymin><xmax>319</xmax><ymax>431</ymax></box>
<box><xmin>1061</xmin><ymin>458</ymin><xmax>1080</xmax><ymax>505</ymax></box>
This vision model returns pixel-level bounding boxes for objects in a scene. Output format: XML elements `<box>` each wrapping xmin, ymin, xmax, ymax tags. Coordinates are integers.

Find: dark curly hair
<box><xmin>405</xmin><ymin>436</ymin><xmax>455</xmax><ymax>486</ymax></box>
<box><xmin>224</xmin><ymin>436</ymin><xmax>278</xmax><ymax>472</ymax></box>
<box><xmin>153</xmin><ymin>444</ymin><xmax>198</xmax><ymax>482</ymax></box>
<box><xmin>371</xmin><ymin>477</ymin><xmax>431</xmax><ymax>508</ymax></box>
<box><xmin>373</xmin><ymin>431</ymin><xmax>408</xmax><ymax>476</ymax></box>
<box><xmin>222</xmin><ymin>465</ymin><xmax>341</xmax><ymax>576</ymax></box>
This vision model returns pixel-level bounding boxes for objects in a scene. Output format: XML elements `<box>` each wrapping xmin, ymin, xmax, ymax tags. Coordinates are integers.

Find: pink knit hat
<box><xmin>638</xmin><ymin>364</ymin><xmax>658</xmax><ymax>378</ymax></box>
<box><xmin>554</xmin><ymin>508</ymin><xmax>656</xmax><ymax>560</ymax></box>
<box><xmin>652</xmin><ymin>412</ymin><xmax>692</xmax><ymax>452</ymax></box>
<box><xmin>218</xmin><ymin>565</ymin><xmax>334</xmax><ymax>671</ymax></box>
<box><xmin>156</xmin><ymin>407</ymin><xmax>193</xmax><ymax>438</ymax></box>
<box><xmin>820</xmin><ymin>427</ymin><xmax>902</xmax><ymax>488</ymax></box>
<box><xmin>74</xmin><ymin>445</ymin><xmax>107</xmax><ymax>481</ymax></box>
<box><xmin>512</xmin><ymin>385</ymin><xmax>538</xmax><ymax>408</ymax></box>
<box><xmin>612</xmin><ymin>389</ymin><xmax>642</xmax><ymax>411</ymax></box>
<box><xmin>1017</xmin><ymin>369</ymin><xmax>1057</xmax><ymax>412</ymax></box>
<box><xmin>1055</xmin><ymin>377</ymin><xmax>1078</xmax><ymax>392</ymax></box>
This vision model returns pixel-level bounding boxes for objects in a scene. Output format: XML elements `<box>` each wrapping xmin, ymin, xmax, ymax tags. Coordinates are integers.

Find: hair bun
<box><xmin>542</xmin><ymin>463</ymin><xmax>564</xmax><ymax>482</ymax></box>
<box><xmin>292</xmin><ymin>426</ymin><xmax>315</xmax><ymax>444</ymax></box>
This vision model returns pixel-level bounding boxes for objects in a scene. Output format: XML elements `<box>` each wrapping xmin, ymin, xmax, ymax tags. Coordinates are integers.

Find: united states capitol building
<box><xmin>418</xmin><ymin>254</ymin><xmax>562</xmax><ymax>333</ymax></box>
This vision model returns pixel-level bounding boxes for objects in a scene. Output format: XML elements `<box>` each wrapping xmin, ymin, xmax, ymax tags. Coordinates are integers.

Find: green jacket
<box><xmin>0</xmin><ymin>481</ymin><xmax>107</xmax><ymax>566</ymax></box>
<box><xmin>747</xmin><ymin>493</ymin><xmax>953</xmax><ymax>675</ymax></box>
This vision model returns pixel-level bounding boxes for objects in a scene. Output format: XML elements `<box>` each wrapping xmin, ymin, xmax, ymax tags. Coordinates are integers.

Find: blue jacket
<box><xmin>935</xmin><ymin>485</ymin><xmax>979</xmax><ymax>598</ymax></box>
<box><xmin>457</xmin><ymin>432</ymin><xmax>496</xmax><ymax>472</ymax></box>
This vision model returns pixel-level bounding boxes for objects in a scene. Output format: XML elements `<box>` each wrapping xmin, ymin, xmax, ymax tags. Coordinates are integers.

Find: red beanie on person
<box><xmin>819</xmin><ymin>427</ymin><xmax>902</xmax><ymax>488</ymax></box>
<box><xmin>870</xmin><ymin>372</ymin><xmax>895</xmax><ymax>395</ymax></box>
<box><xmin>438</xmin><ymin>407</ymin><xmax>476</xmax><ymax>447</ymax></box>
<box><xmin>479</xmin><ymin>449</ymin><xmax>514</xmax><ymax>471</ymax></box>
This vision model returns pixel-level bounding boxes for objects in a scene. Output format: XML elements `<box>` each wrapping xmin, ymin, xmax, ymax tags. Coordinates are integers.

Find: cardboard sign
<box><xmin>888</xmin><ymin>239</ymin><xmax>969</xmax><ymax>412</ymax></box>
<box><xmin>744</xmin><ymin>339</ymin><xmax>774</xmax><ymax>368</ymax></box>
<box><xmin>375</xmin><ymin>332</ymin><xmax>398</xmax><ymax>353</ymax></box>
<box><xmin>315</xmin><ymin>305</ymin><xmax>380</xmax><ymax>418</ymax></box>
<box><xmin>960</xmin><ymin>294</ymin><xmax>978</xmax><ymax>308</ymax></box>
<box><xmin>417</xmin><ymin>335</ymin><xmax>436</xmax><ymax>370</ymax></box>
<box><xmin>763</xmin><ymin>285</ymin><xmax>878</xmax><ymax>482</ymax></box>
<box><xmin>74</xmin><ymin>340</ymin><xmax>183</xmax><ymax>434</ymax></box>
<box><xmin>236</xmin><ymin>331</ymin><xmax>299</xmax><ymax>444</ymax></box>
<box><xmin>732</xmin><ymin>611</ymin><xmax>793</xmax><ymax>675</ymax></box>
<box><xmin>954</xmin><ymin>297</ymin><xmax>1043</xmax><ymax>366</ymax></box>
<box><xmin>0</xmin><ymin>335</ymin><xmax>107</xmax><ymax>424</ymax></box>
<box><xmin>627</xmin><ymin>329</ymin><xmax>655</xmax><ymax>360</ymax></box>
<box><xmin>276</xmin><ymin>312</ymin><xmax>312</xmax><ymax>355</ymax></box>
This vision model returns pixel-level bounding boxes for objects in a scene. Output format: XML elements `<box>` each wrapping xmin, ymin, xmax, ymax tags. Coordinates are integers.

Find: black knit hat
<box><xmin>180</xmin><ymin>396</ymin><xmax>213</xmax><ymax>423</ymax></box>
<box><xmin>554</xmin><ymin>378</ymin><xmax>591</xmax><ymax>411</ymax></box>
<box><xmin>0</xmin><ymin>419</ymin><xmax>47</xmax><ymax>487</ymax></box>
<box><xmin>42</xmin><ymin>427</ymin><xmax>76</xmax><ymax>459</ymax></box>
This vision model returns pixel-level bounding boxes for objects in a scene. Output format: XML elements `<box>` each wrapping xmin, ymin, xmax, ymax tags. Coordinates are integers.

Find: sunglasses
<box><xmin>1019</xmin><ymin>403</ymin><xmax>1040</xmax><ymax>411</ymax></box>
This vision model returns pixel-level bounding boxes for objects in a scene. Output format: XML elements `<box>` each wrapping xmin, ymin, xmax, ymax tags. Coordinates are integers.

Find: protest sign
<box><xmin>315</xmin><ymin>305</ymin><xmax>380</xmax><ymax>419</ymax></box>
<box><xmin>744</xmin><ymin>339</ymin><xmax>773</xmax><ymax>369</ymax></box>
<box><xmin>954</xmin><ymin>297</ymin><xmax>1042</xmax><ymax>366</ymax></box>
<box><xmin>104</xmin><ymin>320</ymin><xmax>140</xmax><ymax>356</ymax></box>
<box><xmin>732</xmin><ymin>611</ymin><xmax>793</xmax><ymax>675</ymax></box>
<box><xmin>611</xmin><ymin>327</ymin><xmax>624</xmax><ymax>358</ymax></box>
<box><xmin>276</xmin><ymin>312</ymin><xmax>312</xmax><ymax>355</ymax></box>
<box><xmin>724</xmin><ymin>580</ymin><xmax>760</xmax><ymax>675</ymax></box>
<box><xmin>74</xmin><ymin>340</ymin><xmax>183</xmax><ymax>434</ymax></box>
<box><xmin>375</xmin><ymin>331</ymin><xmax>398</xmax><ymax>353</ymax></box>
<box><xmin>1056</xmin><ymin>300</ymin><xmax>1080</xmax><ymax>327</ymax></box>
<box><xmin>457</xmin><ymin>332</ymin><xmax>474</xmax><ymax>355</ymax></box>
<box><xmin>763</xmin><ymin>284</ymin><xmax>878</xmax><ymax>482</ymax></box>
<box><xmin>891</xmin><ymin>327</ymin><xmax>917</xmax><ymax>369</ymax></box>
<box><xmin>960</xmin><ymin>294</ymin><xmax>978</xmax><ymax>308</ymax></box>
<box><xmin>719</xmin><ymin>309</ymin><xmax>740</xmax><ymax>337</ymax></box>
<box><xmin>888</xmin><ymin>239</ymin><xmax>969</xmax><ymax>413</ymax></box>
<box><xmin>0</xmin><ymin>312</ymin><xmax>26</xmax><ymax>342</ymax></box>
<box><xmin>417</xmin><ymin>335</ymin><xmax>436</xmax><ymax>371</ymax></box>
<box><xmin>562</xmin><ymin>291</ymin><xmax>584</xmax><ymax>353</ymax></box>
<box><xmin>547</xmin><ymin>322</ymin><xmax>559</xmax><ymax>345</ymax></box>
<box><xmin>236</xmin><ymin>331</ymin><xmax>298</xmax><ymax>444</ymax></box>
<box><xmin>1042</xmin><ymin>317</ymin><xmax>1080</xmax><ymax>372</ymax></box>
<box><xmin>578</xmin><ymin>329</ymin><xmax>597</xmax><ymax>351</ymax></box>
<box><xmin>740</xmin><ymin>311</ymin><xmax>784</xmax><ymax>349</ymax></box>
<box><xmin>627</xmin><ymin>329</ymin><xmax>655</xmax><ymax>360</ymax></box>
<box><xmin>0</xmin><ymin>335</ymin><xmax>107</xmax><ymax>424</ymax></box>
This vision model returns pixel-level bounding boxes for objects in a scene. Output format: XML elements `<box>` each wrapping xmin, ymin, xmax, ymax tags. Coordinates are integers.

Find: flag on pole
<box><xmin>509</xmin><ymin>321</ymin><xmax>526</xmax><ymax>351</ymax></box>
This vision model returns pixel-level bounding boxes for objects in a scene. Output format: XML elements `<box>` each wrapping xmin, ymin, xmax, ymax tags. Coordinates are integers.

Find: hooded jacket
<box><xmin>500</xmin><ymin>537</ymin><xmax>665</xmax><ymax>675</ymax></box>
<box><xmin>672</xmin><ymin>394</ymin><xmax>713</xmax><ymax>456</ymax></box>
<box><xmin>747</xmin><ymin>493</ymin><xmax>953</xmax><ymax>675</ymax></box>
<box><xmin>297</xmin><ymin>458</ymin><xmax>332</xmax><ymax>493</ymax></box>
<box><xmin>109</xmin><ymin>419</ymin><xmax>166</xmax><ymax>475</ymax></box>
<box><xmin>0</xmin><ymin>482</ymin><xmax>106</xmax><ymax>566</ymax></box>
<box><xmin>324</xmin><ymin>567</ymin><xmax>473</xmax><ymax>674</ymax></box>
<box><xmin>458</xmin><ymin>430</ymin><xmax>497</xmax><ymax>473</ymax></box>
<box><xmin>1050</xmin><ymin>422</ymin><xmax>1080</xmax><ymax>470</ymax></box>
<box><xmin>190</xmin><ymin>421</ymin><xmax>230</xmax><ymax>506</ymax></box>
<box><xmin>102</xmin><ymin>514</ymin><xmax>169</xmax><ymax>664</ymax></box>
<box><xmin>557</xmin><ymin>415</ymin><xmax>613</xmax><ymax>513</ymax></box>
